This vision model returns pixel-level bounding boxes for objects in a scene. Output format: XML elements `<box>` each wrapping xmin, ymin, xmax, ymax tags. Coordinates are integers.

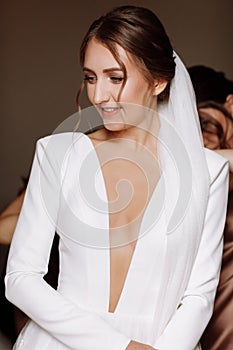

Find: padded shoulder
<box><xmin>37</xmin><ymin>132</ymin><xmax>85</xmax><ymax>147</ymax></box>
<box><xmin>204</xmin><ymin>148</ymin><xmax>229</xmax><ymax>184</ymax></box>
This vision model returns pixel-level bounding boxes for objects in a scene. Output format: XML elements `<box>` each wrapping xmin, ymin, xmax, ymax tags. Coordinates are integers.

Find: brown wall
<box><xmin>1</xmin><ymin>0</ymin><xmax>233</xmax><ymax>210</ymax></box>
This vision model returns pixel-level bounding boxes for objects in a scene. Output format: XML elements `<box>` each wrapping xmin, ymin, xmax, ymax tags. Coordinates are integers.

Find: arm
<box><xmin>5</xmin><ymin>137</ymin><xmax>131</xmax><ymax>350</ymax></box>
<box><xmin>0</xmin><ymin>192</ymin><xmax>25</xmax><ymax>244</ymax></box>
<box><xmin>154</xmin><ymin>157</ymin><xmax>229</xmax><ymax>350</ymax></box>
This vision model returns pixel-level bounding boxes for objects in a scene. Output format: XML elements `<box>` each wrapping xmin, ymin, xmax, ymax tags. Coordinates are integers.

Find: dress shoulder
<box><xmin>34</xmin><ymin>132</ymin><xmax>91</xmax><ymax>161</ymax></box>
<box><xmin>204</xmin><ymin>147</ymin><xmax>229</xmax><ymax>184</ymax></box>
<box><xmin>36</xmin><ymin>131</ymin><xmax>86</xmax><ymax>147</ymax></box>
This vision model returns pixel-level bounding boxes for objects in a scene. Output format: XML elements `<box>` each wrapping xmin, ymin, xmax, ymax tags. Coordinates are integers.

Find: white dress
<box><xmin>5</xmin><ymin>132</ymin><xmax>229</xmax><ymax>350</ymax></box>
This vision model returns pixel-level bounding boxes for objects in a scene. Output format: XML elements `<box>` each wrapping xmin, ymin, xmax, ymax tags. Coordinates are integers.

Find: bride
<box><xmin>5</xmin><ymin>6</ymin><xmax>229</xmax><ymax>350</ymax></box>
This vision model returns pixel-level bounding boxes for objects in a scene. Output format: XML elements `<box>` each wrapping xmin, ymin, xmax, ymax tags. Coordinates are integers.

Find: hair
<box><xmin>77</xmin><ymin>5</ymin><xmax>176</xmax><ymax>109</ymax></box>
<box><xmin>188</xmin><ymin>65</ymin><xmax>233</xmax><ymax>104</ymax></box>
<box><xmin>198</xmin><ymin>100</ymin><xmax>233</xmax><ymax>121</ymax></box>
<box><xmin>198</xmin><ymin>100</ymin><xmax>232</xmax><ymax>149</ymax></box>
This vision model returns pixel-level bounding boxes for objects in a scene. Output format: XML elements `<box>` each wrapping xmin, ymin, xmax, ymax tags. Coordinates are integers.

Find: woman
<box><xmin>188</xmin><ymin>67</ymin><xmax>233</xmax><ymax>349</ymax></box>
<box><xmin>201</xmin><ymin>106</ymin><xmax>233</xmax><ymax>349</ymax></box>
<box><xmin>5</xmin><ymin>6</ymin><xmax>229</xmax><ymax>350</ymax></box>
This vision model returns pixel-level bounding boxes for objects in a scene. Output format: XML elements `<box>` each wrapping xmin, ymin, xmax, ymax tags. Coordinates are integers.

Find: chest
<box><xmin>101</xmin><ymin>157</ymin><xmax>160</xmax><ymax>232</ymax></box>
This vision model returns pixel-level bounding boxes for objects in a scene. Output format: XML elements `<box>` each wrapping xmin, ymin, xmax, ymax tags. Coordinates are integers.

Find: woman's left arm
<box><xmin>154</xmin><ymin>154</ymin><xmax>229</xmax><ymax>350</ymax></box>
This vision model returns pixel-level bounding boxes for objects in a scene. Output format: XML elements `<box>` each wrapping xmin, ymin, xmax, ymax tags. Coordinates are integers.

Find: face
<box><xmin>83</xmin><ymin>39</ymin><xmax>162</xmax><ymax>132</ymax></box>
<box><xmin>199</xmin><ymin>107</ymin><xmax>233</xmax><ymax>149</ymax></box>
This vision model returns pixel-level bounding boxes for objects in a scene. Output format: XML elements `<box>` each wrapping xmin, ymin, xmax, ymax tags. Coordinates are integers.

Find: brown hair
<box><xmin>77</xmin><ymin>5</ymin><xmax>175</xmax><ymax>108</ymax></box>
<box><xmin>198</xmin><ymin>101</ymin><xmax>232</xmax><ymax>149</ymax></box>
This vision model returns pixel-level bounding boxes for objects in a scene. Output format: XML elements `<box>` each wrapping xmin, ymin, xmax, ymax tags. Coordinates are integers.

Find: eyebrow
<box><xmin>83</xmin><ymin>67</ymin><xmax>123</xmax><ymax>73</ymax></box>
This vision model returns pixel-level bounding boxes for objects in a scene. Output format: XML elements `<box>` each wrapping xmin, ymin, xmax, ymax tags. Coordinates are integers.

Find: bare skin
<box><xmin>0</xmin><ymin>192</ymin><xmax>25</xmax><ymax>244</ymax></box>
<box><xmin>126</xmin><ymin>340</ymin><xmax>156</xmax><ymax>349</ymax></box>
<box><xmin>224</xmin><ymin>94</ymin><xmax>233</xmax><ymax>118</ymax></box>
<box><xmin>89</xmin><ymin>128</ymin><xmax>160</xmax><ymax>314</ymax></box>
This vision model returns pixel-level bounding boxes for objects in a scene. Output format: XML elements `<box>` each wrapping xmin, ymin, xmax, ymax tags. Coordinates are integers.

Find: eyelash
<box><xmin>109</xmin><ymin>77</ymin><xmax>124</xmax><ymax>84</ymax></box>
<box><xmin>83</xmin><ymin>76</ymin><xmax>124</xmax><ymax>84</ymax></box>
<box><xmin>84</xmin><ymin>76</ymin><xmax>96</xmax><ymax>84</ymax></box>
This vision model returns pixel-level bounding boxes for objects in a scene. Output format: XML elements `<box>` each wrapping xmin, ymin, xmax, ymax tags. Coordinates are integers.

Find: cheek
<box><xmin>85</xmin><ymin>85</ymin><xmax>94</xmax><ymax>102</ymax></box>
<box><xmin>122</xmin><ymin>79</ymin><xmax>151</xmax><ymax>103</ymax></box>
<box><xmin>138</xmin><ymin>84</ymin><xmax>154</xmax><ymax>105</ymax></box>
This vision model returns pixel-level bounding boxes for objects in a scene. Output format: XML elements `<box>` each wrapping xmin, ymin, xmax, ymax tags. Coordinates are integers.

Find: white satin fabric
<box><xmin>5</xmin><ymin>131</ymin><xmax>229</xmax><ymax>350</ymax></box>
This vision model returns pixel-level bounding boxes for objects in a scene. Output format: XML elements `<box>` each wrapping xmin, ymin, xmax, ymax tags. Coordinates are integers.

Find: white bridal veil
<box><xmin>158</xmin><ymin>52</ymin><xmax>210</xmax><ymax>235</ymax></box>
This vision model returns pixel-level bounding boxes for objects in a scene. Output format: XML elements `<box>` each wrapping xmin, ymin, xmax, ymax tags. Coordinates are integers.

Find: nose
<box><xmin>93</xmin><ymin>80</ymin><xmax>110</xmax><ymax>105</ymax></box>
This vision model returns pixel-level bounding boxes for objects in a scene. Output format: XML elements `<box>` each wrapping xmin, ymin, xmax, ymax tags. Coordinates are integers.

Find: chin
<box><xmin>103</xmin><ymin>121</ymin><xmax>127</xmax><ymax>132</ymax></box>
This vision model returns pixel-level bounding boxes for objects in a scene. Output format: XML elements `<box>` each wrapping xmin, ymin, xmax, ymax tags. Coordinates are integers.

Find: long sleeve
<box><xmin>5</xmin><ymin>136</ymin><xmax>131</xmax><ymax>350</ymax></box>
<box><xmin>154</xmin><ymin>153</ymin><xmax>229</xmax><ymax>350</ymax></box>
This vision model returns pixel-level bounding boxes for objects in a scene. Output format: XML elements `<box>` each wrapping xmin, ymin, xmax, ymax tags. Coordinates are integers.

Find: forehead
<box><xmin>83</xmin><ymin>39</ymin><xmax>134</xmax><ymax>72</ymax></box>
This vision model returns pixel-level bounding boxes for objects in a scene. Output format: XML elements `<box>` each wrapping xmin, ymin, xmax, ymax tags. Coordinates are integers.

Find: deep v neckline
<box><xmin>82</xmin><ymin>133</ymin><xmax>163</xmax><ymax>313</ymax></box>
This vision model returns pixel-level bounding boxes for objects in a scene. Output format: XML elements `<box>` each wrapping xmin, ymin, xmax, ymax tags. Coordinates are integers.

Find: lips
<box><xmin>97</xmin><ymin>105</ymin><xmax>122</xmax><ymax>118</ymax></box>
<box><xmin>101</xmin><ymin>107</ymin><xmax>118</xmax><ymax>112</ymax></box>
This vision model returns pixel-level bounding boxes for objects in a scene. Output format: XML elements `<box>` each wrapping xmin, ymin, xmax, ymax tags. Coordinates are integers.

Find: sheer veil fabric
<box><xmin>152</xmin><ymin>53</ymin><xmax>210</xmax><ymax>340</ymax></box>
<box><xmin>159</xmin><ymin>52</ymin><xmax>210</xmax><ymax>221</ymax></box>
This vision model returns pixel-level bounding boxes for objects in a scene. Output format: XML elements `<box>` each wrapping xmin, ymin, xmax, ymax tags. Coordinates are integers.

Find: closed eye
<box><xmin>84</xmin><ymin>75</ymin><xmax>96</xmax><ymax>84</ymax></box>
<box><xmin>110</xmin><ymin>76</ymin><xmax>124</xmax><ymax>84</ymax></box>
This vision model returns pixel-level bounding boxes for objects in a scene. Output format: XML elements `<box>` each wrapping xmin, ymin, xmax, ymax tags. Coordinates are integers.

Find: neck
<box><xmin>105</xmin><ymin>112</ymin><xmax>160</xmax><ymax>150</ymax></box>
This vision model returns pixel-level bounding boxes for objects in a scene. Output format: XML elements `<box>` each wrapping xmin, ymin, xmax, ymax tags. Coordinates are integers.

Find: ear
<box><xmin>152</xmin><ymin>79</ymin><xmax>168</xmax><ymax>96</ymax></box>
<box><xmin>225</xmin><ymin>94</ymin><xmax>233</xmax><ymax>118</ymax></box>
